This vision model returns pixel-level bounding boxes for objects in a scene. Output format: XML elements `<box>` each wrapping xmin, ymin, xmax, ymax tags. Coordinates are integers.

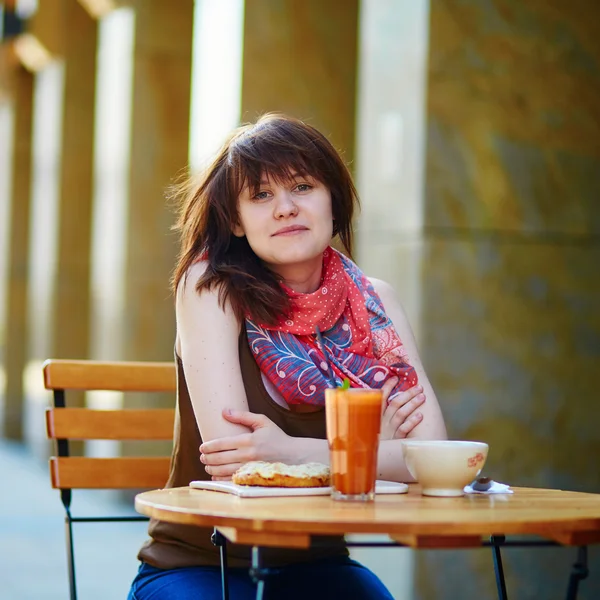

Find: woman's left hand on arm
<box><xmin>199</xmin><ymin>409</ymin><xmax>291</xmax><ymax>479</ymax></box>
<box><xmin>200</xmin><ymin>409</ymin><xmax>330</xmax><ymax>480</ymax></box>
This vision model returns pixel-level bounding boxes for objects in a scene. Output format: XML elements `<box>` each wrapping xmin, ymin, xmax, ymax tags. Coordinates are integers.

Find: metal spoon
<box><xmin>471</xmin><ymin>476</ymin><xmax>493</xmax><ymax>492</ymax></box>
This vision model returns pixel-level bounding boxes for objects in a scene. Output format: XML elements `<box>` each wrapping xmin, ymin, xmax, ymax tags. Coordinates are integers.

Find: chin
<box><xmin>260</xmin><ymin>242</ymin><xmax>329</xmax><ymax>267</ymax></box>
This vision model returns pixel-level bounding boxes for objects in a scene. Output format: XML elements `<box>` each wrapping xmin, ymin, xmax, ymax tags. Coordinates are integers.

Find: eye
<box><xmin>295</xmin><ymin>183</ymin><xmax>313</xmax><ymax>193</ymax></box>
<box><xmin>252</xmin><ymin>190</ymin><xmax>270</xmax><ymax>201</ymax></box>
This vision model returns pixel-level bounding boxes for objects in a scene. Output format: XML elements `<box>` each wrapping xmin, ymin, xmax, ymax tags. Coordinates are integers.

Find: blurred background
<box><xmin>0</xmin><ymin>0</ymin><xmax>599</xmax><ymax>598</ymax></box>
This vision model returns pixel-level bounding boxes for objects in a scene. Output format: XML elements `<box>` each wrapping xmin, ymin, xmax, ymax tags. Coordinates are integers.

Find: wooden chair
<box><xmin>43</xmin><ymin>359</ymin><xmax>176</xmax><ymax>600</ymax></box>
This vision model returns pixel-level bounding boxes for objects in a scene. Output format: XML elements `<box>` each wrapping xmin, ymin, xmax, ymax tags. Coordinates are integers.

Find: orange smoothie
<box><xmin>325</xmin><ymin>388</ymin><xmax>383</xmax><ymax>500</ymax></box>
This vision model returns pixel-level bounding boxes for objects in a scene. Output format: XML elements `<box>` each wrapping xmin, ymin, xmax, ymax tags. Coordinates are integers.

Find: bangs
<box><xmin>224</xmin><ymin>118</ymin><xmax>333</xmax><ymax>198</ymax></box>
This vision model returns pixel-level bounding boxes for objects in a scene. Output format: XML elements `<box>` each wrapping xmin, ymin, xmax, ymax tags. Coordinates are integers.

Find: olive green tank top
<box><xmin>137</xmin><ymin>331</ymin><xmax>347</xmax><ymax>569</ymax></box>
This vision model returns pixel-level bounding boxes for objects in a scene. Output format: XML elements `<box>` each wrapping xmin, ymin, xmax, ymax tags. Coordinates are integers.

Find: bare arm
<box><xmin>176</xmin><ymin>261</ymin><xmax>251</xmax><ymax>442</ymax></box>
<box><xmin>369</xmin><ymin>277</ymin><xmax>447</xmax><ymax>441</ymax></box>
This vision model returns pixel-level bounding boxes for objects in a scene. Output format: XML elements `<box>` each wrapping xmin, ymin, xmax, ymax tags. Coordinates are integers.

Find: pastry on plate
<box><xmin>232</xmin><ymin>461</ymin><xmax>330</xmax><ymax>488</ymax></box>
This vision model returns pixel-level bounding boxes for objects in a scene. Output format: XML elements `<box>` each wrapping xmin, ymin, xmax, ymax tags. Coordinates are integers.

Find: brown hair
<box><xmin>171</xmin><ymin>113</ymin><xmax>359</xmax><ymax>325</ymax></box>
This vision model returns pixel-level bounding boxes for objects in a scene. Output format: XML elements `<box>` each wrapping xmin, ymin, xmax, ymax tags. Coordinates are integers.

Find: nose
<box><xmin>274</xmin><ymin>190</ymin><xmax>298</xmax><ymax>219</ymax></box>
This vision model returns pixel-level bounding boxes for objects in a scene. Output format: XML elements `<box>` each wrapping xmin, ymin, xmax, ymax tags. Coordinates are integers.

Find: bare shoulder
<box><xmin>178</xmin><ymin>261</ymin><xmax>232</xmax><ymax>310</ymax></box>
<box><xmin>176</xmin><ymin>259</ymin><xmax>240</xmax><ymax>337</ymax></box>
<box><xmin>176</xmin><ymin>259</ymin><xmax>209</xmax><ymax>298</ymax></box>
<box><xmin>368</xmin><ymin>277</ymin><xmax>404</xmax><ymax>313</ymax></box>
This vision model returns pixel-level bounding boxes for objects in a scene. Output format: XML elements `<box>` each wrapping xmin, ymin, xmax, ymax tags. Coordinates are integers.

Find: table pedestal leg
<box><xmin>491</xmin><ymin>535</ymin><xmax>508</xmax><ymax>600</ymax></box>
<box><xmin>250</xmin><ymin>546</ymin><xmax>270</xmax><ymax>600</ymax></box>
<box><xmin>211</xmin><ymin>528</ymin><xmax>229</xmax><ymax>600</ymax></box>
<box><xmin>565</xmin><ymin>546</ymin><xmax>588</xmax><ymax>600</ymax></box>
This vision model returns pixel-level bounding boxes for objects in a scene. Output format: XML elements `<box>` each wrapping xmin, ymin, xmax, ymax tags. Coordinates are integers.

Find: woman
<box><xmin>128</xmin><ymin>114</ymin><xmax>447</xmax><ymax>600</ymax></box>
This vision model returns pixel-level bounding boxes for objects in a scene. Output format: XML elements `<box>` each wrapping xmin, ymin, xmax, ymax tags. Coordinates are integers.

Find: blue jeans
<box><xmin>128</xmin><ymin>557</ymin><xmax>395</xmax><ymax>600</ymax></box>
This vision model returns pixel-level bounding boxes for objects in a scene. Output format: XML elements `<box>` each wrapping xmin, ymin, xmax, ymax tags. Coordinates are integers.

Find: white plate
<box><xmin>189</xmin><ymin>480</ymin><xmax>408</xmax><ymax>498</ymax></box>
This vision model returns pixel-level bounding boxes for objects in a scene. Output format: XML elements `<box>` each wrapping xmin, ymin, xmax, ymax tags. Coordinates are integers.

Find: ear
<box><xmin>232</xmin><ymin>221</ymin><xmax>245</xmax><ymax>237</ymax></box>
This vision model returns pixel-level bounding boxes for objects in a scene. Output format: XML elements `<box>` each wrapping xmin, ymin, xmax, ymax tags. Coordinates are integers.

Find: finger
<box><xmin>388</xmin><ymin>385</ymin><xmax>423</xmax><ymax>408</ymax></box>
<box><xmin>222</xmin><ymin>408</ymin><xmax>269</xmax><ymax>430</ymax></box>
<box><xmin>390</xmin><ymin>395</ymin><xmax>425</xmax><ymax>429</ymax></box>
<box><xmin>382</xmin><ymin>390</ymin><xmax>424</xmax><ymax>425</ymax></box>
<box><xmin>389</xmin><ymin>394</ymin><xmax>426</xmax><ymax>428</ymax></box>
<box><xmin>396</xmin><ymin>412</ymin><xmax>423</xmax><ymax>438</ymax></box>
<box><xmin>201</xmin><ymin>450</ymin><xmax>243</xmax><ymax>466</ymax></box>
<box><xmin>205</xmin><ymin>463</ymin><xmax>243</xmax><ymax>478</ymax></box>
<box><xmin>200</xmin><ymin>433</ymin><xmax>252</xmax><ymax>454</ymax></box>
<box><xmin>201</xmin><ymin>447</ymin><xmax>258</xmax><ymax>466</ymax></box>
<box><xmin>381</xmin><ymin>376</ymin><xmax>399</xmax><ymax>397</ymax></box>
<box><xmin>380</xmin><ymin>377</ymin><xmax>399</xmax><ymax>414</ymax></box>
<box><xmin>212</xmin><ymin>476</ymin><xmax>233</xmax><ymax>482</ymax></box>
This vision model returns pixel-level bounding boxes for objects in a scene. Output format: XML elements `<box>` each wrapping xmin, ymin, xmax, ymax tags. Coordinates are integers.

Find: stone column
<box><xmin>13</xmin><ymin>0</ymin><xmax>98</xmax><ymax>454</ymax></box>
<box><xmin>354</xmin><ymin>0</ymin><xmax>430</xmax><ymax>336</ymax></box>
<box><xmin>241</xmin><ymin>0</ymin><xmax>359</xmax><ymax>166</ymax></box>
<box><xmin>120</xmin><ymin>1</ymin><xmax>193</xmax><ymax>412</ymax></box>
<box><xmin>2</xmin><ymin>65</ymin><xmax>34</xmax><ymax>440</ymax></box>
<box><xmin>50</xmin><ymin>1</ymin><xmax>97</xmax><ymax>369</ymax></box>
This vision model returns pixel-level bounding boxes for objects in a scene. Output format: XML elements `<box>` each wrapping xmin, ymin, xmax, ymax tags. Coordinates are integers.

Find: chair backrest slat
<box><xmin>46</xmin><ymin>408</ymin><xmax>175</xmax><ymax>440</ymax></box>
<box><xmin>49</xmin><ymin>457</ymin><xmax>172</xmax><ymax>489</ymax></box>
<box><xmin>43</xmin><ymin>359</ymin><xmax>177</xmax><ymax>492</ymax></box>
<box><xmin>43</xmin><ymin>359</ymin><xmax>176</xmax><ymax>392</ymax></box>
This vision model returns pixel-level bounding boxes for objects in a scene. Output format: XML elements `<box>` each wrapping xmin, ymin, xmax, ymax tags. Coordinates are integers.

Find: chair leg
<box><xmin>65</xmin><ymin>512</ymin><xmax>78</xmax><ymax>600</ymax></box>
<box><xmin>491</xmin><ymin>535</ymin><xmax>508</xmax><ymax>600</ymax></box>
<box><xmin>565</xmin><ymin>546</ymin><xmax>588</xmax><ymax>600</ymax></box>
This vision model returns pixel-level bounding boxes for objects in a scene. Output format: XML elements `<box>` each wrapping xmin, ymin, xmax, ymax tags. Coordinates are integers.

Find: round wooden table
<box><xmin>136</xmin><ymin>484</ymin><xmax>600</xmax><ymax>549</ymax></box>
<box><xmin>135</xmin><ymin>484</ymin><xmax>600</xmax><ymax>600</ymax></box>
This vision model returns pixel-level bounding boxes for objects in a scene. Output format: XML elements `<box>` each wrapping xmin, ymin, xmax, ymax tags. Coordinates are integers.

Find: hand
<box><xmin>379</xmin><ymin>377</ymin><xmax>425</xmax><ymax>440</ymax></box>
<box><xmin>199</xmin><ymin>409</ymin><xmax>292</xmax><ymax>480</ymax></box>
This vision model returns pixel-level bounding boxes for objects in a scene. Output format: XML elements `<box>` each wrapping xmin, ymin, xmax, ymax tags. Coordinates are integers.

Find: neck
<box><xmin>274</xmin><ymin>257</ymin><xmax>323</xmax><ymax>293</ymax></box>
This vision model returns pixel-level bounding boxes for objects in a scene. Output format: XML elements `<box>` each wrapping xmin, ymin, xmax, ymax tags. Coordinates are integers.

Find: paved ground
<box><xmin>0</xmin><ymin>438</ymin><xmax>147</xmax><ymax>600</ymax></box>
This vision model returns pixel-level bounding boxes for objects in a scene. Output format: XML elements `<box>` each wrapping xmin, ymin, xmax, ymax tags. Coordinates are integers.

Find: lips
<box><xmin>271</xmin><ymin>225</ymin><xmax>309</xmax><ymax>236</ymax></box>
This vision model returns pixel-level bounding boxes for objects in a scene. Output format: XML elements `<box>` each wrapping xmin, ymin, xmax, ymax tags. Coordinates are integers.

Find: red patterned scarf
<box><xmin>246</xmin><ymin>248</ymin><xmax>418</xmax><ymax>405</ymax></box>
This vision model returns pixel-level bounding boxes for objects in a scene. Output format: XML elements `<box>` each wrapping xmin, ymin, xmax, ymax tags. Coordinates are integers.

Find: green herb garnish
<box><xmin>340</xmin><ymin>378</ymin><xmax>350</xmax><ymax>390</ymax></box>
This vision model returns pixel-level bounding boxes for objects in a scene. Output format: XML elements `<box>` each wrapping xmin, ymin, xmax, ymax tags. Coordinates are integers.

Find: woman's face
<box><xmin>234</xmin><ymin>172</ymin><xmax>334</xmax><ymax>271</ymax></box>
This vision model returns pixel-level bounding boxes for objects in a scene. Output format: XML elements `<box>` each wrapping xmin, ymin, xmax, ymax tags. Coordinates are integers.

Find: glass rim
<box><xmin>325</xmin><ymin>387</ymin><xmax>383</xmax><ymax>393</ymax></box>
<box><xmin>400</xmin><ymin>440</ymin><xmax>488</xmax><ymax>448</ymax></box>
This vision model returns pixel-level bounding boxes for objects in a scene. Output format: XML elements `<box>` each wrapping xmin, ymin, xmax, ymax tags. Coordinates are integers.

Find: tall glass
<box><xmin>325</xmin><ymin>388</ymin><xmax>383</xmax><ymax>501</ymax></box>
